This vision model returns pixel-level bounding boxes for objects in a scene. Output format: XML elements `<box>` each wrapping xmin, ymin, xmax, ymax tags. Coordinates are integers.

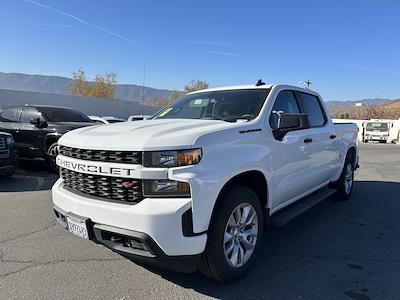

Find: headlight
<box><xmin>143</xmin><ymin>179</ymin><xmax>190</xmax><ymax>197</ymax></box>
<box><xmin>143</xmin><ymin>148</ymin><xmax>202</xmax><ymax>168</ymax></box>
<box><xmin>6</xmin><ymin>135</ymin><xmax>14</xmax><ymax>145</ymax></box>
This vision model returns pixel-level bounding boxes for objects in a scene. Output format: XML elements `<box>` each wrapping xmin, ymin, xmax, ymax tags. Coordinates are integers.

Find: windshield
<box><xmin>38</xmin><ymin>107</ymin><xmax>92</xmax><ymax>122</ymax></box>
<box><xmin>366</xmin><ymin>122</ymin><xmax>388</xmax><ymax>132</ymax></box>
<box><xmin>153</xmin><ymin>89</ymin><xmax>270</xmax><ymax>122</ymax></box>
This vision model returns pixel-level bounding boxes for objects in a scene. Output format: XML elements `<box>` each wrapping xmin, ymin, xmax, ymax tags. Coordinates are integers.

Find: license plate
<box><xmin>67</xmin><ymin>217</ymin><xmax>89</xmax><ymax>239</ymax></box>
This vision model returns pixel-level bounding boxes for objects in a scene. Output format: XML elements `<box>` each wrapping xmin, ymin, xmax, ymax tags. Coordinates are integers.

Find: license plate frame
<box><xmin>66</xmin><ymin>216</ymin><xmax>89</xmax><ymax>240</ymax></box>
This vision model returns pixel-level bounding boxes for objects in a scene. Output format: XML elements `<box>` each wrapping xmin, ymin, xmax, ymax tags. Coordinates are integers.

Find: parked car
<box><xmin>88</xmin><ymin>116</ymin><xmax>109</xmax><ymax>124</ymax></box>
<box><xmin>0</xmin><ymin>105</ymin><xmax>94</xmax><ymax>172</ymax></box>
<box><xmin>52</xmin><ymin>82</ymin><xmax>359</xmax><ymax>282</ymax></box>
<box><xmin>128</xmin><ymin>115</ymin><xmax>151</xmax><ymax>121</ymax></box>
<box><xmin>0</xmin><ymin>132</ymin><xmax>17</xmax><ymax>177</ymax></box>
<box><xmin>101</xmin><ymin>116</ymin><xmax>126</xmax><ymax>123</ymax></box>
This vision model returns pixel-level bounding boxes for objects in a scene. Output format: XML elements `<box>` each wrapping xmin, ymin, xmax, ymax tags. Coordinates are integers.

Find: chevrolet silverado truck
<box><xmin>52</xmin><ymin>83</ymin><xmax>359</xmax><ymax>282</ymax></box>
<box><xmin>0</xmin><ymin>132</ymin><xmax>17</xmax><ymax>177</ymax></box>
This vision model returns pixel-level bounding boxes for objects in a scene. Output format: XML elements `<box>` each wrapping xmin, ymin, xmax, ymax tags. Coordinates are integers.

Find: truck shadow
<box><xmin>0</xmin><ymin>161</ymin><xmax>58</xmax><ymax>192</ymax></box>
<box><xmin>132</xmin><ymin>180</ymin><xmax>400</xmax><ymax>299</ymax></box>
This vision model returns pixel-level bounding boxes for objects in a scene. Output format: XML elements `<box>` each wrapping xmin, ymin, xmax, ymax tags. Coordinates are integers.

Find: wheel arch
<box><xmin>43</xmin><ymin>133</ymin><xmax>61</xmax><ymax>153</ymax></box>
<box><xmin>346</xmin><ymin>145</ymin><xmax>357</xmax><ymax>169</ymax></box>
<box><xmin>209</xmin><ymin>170</ymin><xmax>269</xmax><ymax>230</ymax></box>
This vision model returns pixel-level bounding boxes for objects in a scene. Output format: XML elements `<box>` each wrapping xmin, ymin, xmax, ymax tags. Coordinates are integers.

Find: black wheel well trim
<box><xmin>346</xmin><ymin>146</ymin><xmax>357</xmax><ymax>169</ymax></box>
<box><xmin>43</xmin><ymin>134</ymin><xmax>60</xmax><ymax>152</ymax></box>
<box><xmin>208</xmin><ymin>170</ymin><xmax>269</xmax><ymax>230</ymax></box>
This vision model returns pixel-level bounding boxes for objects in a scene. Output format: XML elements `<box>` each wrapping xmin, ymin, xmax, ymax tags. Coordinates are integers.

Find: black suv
<box><xmin>0</xmin><ymin>132</ymin><xmax>17</xmax><ymax>177</ymax></box>
<box><xmin>0</xmin><ymin>105</ymin><xmax>94</xmax><ymax>172</ymax></box>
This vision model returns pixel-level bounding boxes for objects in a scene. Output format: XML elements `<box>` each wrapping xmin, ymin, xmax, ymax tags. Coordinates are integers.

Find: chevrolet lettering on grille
<box><xmin>56</xmin><ymin>156</ymin><xmax>137</xmax><ymax>177</ymax></box>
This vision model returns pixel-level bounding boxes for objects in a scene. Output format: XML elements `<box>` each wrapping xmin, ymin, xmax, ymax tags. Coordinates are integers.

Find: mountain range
<box><xmin>0</xmin><ymin>72</ymin><xmax>394</xmax><ymax>107</ymax></box>
<box><xmin>0</xmin><ymin>72</ymin><xmax>172</xmax><ymax>103</ymax></box>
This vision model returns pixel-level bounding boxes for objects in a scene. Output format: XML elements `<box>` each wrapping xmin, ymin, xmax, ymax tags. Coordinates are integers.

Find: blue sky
<box><xmin>0</xmin><ymin>0</ymin><xmax>399</xmax><ymax>101</ymax></box>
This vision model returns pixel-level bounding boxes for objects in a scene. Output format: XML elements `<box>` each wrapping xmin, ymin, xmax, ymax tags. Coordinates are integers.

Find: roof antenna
<box><xmin>256</xmin><ymin>79</ymin><xmax>265</xmax><ymax>86</ymax></box>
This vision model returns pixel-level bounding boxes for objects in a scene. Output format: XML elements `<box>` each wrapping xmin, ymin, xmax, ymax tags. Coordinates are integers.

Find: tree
<box><xmin>168</xmin><ymin>90</ymin><xmax>184</xmax><ymax>102</ymax></box>
<box><xmin>145</xmin><ymin>94</ymin><xmax>168</xmax><ymax>107</ymax></box>
<box><xmin>68</xmin><ymin>69</ymin><xmax>90</xmax><ymax>96</ymax></box>
<box><xmin>68</xmin><ymin>69</ymin><xmax>117</xmax><ymax>98</ymax></box>
<box><xmin>183</xmin><ymin>80</ymin><xmax>209</xmax><ymax>93</ymax></box>
<box><xmin>90</xmin><ymin>72</ymin><xmax>117</xmax><ymax>98</ymax></box>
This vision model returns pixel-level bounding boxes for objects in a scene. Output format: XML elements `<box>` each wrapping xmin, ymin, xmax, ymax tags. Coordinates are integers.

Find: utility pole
<box><xmin>300</xmin><ymin>80</ymin><xmax>312</xmax><ymax>90</ymax></box>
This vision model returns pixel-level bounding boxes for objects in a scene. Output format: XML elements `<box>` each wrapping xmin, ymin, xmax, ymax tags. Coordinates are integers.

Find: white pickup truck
<box><xmin>52</xmin><ymin>82</ymin><xmax>359</xmax><ymax>282</ymax></box>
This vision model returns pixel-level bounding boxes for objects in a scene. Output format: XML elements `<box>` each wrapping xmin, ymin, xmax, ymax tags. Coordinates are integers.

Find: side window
<box><xmin>269</xmin><ymin>90</ymin><xmax>300</xmax><ymax>129</ymax></box>
<box><xmin>296</xmin><ymin>92</ymin><xmax>326</xmax><ymax>127</ymax></box>
<box><xmin>0</xmin><ymin>108</ymin><xmax>21</xmax><ymax>122</ymax></box>
<box><xmin>20</xmin><ymin>107</ymin><xmax>42</xmax><ymax>123</ymax></box>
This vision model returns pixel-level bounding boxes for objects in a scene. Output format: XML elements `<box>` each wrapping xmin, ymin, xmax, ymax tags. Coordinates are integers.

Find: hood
<box><xmin>58</xmin><ymin>119</ymin><xmax>237</xmax><ymax>151</ymax></box>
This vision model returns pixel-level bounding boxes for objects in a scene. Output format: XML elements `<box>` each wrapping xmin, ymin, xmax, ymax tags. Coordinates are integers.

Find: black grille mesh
<box><xmin>60</xmin><ymin>168</ymin><xmax>144</xmax><ymax>204</ymax></box>
<box><xmin>0</xmin><ymin>137</ymin><xmax>6</xmax><ymax>150</ymax></box>
<box><xmin>59</xmin><ymin>146</ymin><xmax>142</xmax><ymax>164</ymax></box>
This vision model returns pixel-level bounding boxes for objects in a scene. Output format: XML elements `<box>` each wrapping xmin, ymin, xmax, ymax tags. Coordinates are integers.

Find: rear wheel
<box><xmin>46</xmin><ymin>142</ymin><xmax>59</xmax><ymax>173</ymax></box>
<box><xmin>330</xmin><ymin>154</ymin><xmax>354</xmax><ymax>200</ymax></box>
<box><xmin>199</xmin><ymin>186</ymin><xmax>265</xmax><ymax>282</ymax></box>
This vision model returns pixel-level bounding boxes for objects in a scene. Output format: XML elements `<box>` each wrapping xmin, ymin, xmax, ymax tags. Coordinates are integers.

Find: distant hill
<box><xmin>330</xmin><ymin>99</ymin><xmax>400</xmax><ymax>120</ymax></box>
<box><xmin>325</xmin><ymin>98</ymin><xmax>390</xmax><ymax>109</ymax></box>
<box><xmin>0</xmin><ymin>72</ymin><xmax>172</xmax><ymax>103</ymax></box>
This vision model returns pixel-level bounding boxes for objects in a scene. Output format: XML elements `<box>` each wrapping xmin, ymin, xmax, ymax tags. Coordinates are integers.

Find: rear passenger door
<box><xmin>294</xmin><ymin>91</ymin><xmax>338</xmax><ymax>185</ymax></box>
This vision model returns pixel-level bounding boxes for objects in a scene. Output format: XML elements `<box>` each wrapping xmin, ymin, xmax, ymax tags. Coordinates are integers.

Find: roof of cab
<box><xmin>187</xmin><ymin>84</ymin><xmax>275</xmax><ymax>95</ymax></box>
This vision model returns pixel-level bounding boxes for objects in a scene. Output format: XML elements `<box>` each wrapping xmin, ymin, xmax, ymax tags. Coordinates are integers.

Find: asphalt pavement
<box><xmin>0</xmin><ymin>143</ymin><xmax>399</xmax><ymax>299</ymax></box>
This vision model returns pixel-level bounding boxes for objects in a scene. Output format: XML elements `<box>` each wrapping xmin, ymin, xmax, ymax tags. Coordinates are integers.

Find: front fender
<box><xmin>169</xmin><ymin>136</ymin><xmax>272</xmax><ymax>233</ymax></box>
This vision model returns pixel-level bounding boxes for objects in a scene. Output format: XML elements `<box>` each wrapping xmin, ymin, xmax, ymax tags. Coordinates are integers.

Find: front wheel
<box><xmin>199</xmin><ymin>186</ymin><xmax>265</xmax><ymax>282</ymax></box>
<box><xmin>46</xmin><ymin>142</ymin><xmax>59</xmax><ymax>173</ymax></box>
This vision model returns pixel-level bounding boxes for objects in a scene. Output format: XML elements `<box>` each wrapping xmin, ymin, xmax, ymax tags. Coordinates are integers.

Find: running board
<box><xmin>270</xmin><ymin>187</ymin><xmax>336</xmax><ymax>227</ymax></box>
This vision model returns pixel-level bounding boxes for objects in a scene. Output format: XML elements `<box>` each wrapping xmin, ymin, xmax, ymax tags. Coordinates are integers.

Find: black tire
<box><xmin>46</xmin><ymin>142</ymin><xmax>59</xmax><ymax>173</ymax></box>
<box><xmin>199</xmin><ymin>186</ymin><xmax>265</xmax><ymax>282</ymax></box>
<box><xmin>330</xmin><ymin>153</ymin><xmax>354</xmax><ymax>201</ymax></box>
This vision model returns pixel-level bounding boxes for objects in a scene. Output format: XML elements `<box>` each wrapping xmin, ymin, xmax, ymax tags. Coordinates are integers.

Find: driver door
<box><xmin>268</xmin><ymin>90</ymin><xmax>315</xmax><ymax>209</ymax></box>
<box><xmin>18</xmin><ymin>107</ymin><xmax>47</xmax><ymax>158</ymax></box>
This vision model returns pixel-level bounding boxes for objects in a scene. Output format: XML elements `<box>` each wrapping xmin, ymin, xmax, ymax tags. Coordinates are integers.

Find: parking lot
<box><xmin>0</xmin><ymin>143</ymin><xmax>399</xmax><ymax>299</ymax></box>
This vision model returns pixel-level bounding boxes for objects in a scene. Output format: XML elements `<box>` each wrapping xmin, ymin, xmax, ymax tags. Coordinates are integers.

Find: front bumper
<box><xmin>53</xmin><ymin>204</ymin><xmax>202</xmax><ymax>272</ymax></box>
<box><xmin>52</xmin><ymin>178</ymin><xmax>207</xmax><ymax>259</ymax></box>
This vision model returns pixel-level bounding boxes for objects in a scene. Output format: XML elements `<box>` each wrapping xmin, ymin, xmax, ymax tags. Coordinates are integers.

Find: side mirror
<box><xmin>273</xmin><ymin>113</ymin><xmax>309</xmax><ymax>140</ymax></box>
<box><xmin>30</xmin><ymin>117</ymin><xmax>48</xmax><ymax>129</ymax></box>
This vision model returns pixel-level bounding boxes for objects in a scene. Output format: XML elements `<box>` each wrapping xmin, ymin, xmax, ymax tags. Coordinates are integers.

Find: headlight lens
<box><xmin>143</xmin><ymin>148</ymin><xmax>202</xmax><ymax>168</ymax></box>
<box><xmin>6</xmin><ymin>135</ymin><xmax>14</xmax><ymax>145</ymax></box>
<box><xmin>143</xmin><ymin>179</ymin><xmax>190</xmax><ymax>197</ymax></box>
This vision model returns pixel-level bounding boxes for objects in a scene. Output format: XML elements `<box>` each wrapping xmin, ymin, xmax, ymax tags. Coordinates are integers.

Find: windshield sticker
<box><xmin>159</xmin><ymin>108</ymin><xmax>173</xmax><ymax>117</ymax></box>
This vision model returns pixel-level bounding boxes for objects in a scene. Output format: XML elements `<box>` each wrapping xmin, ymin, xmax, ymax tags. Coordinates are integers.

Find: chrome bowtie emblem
<box><xmin>121</xmin><ymin>181</ymin><xmax>135</xmax><ymax>188</ymax></box>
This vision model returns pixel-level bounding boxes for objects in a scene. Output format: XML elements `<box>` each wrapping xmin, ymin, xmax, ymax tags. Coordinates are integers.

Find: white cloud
<box><xmin>191</xmin><ymin>40</ymin><xmax>234</xmax><ymax>47</ymax></box>
<box><xmin>207</xmin><ymin>50</ymin><xmax>238</xmax><ymax>57</ymax></box>
<box><xmin>25</xmin><ymin>0</ymin><xmax>138</xmax><ymax>45</ymax></box>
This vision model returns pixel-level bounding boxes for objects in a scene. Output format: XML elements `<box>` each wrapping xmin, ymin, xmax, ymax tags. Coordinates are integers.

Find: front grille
<box><xmin>59</xmin><ymin>146</ymin><xmax>142</xmax><ymax>164</ymax></box>
<box><xmin>0</xmin><ymin>137</ymin><xmax>6</xmax><ymax>150</ymax></box>
<box><xmin>60</xmin><ymin>168</ymin><xmax>144</xmax><ymax>204</ymax></box>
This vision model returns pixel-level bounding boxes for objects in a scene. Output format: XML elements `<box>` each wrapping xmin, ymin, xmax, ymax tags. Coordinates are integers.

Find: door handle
<box><xmin>304</xmin><ymin>138</ymin><xmax>313</xmax><ymax>143</ymax></box>
<box><xmin>330</xmin><ymin>134</ymin><xmax>336</xmax><ymax>139</ymax></box>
